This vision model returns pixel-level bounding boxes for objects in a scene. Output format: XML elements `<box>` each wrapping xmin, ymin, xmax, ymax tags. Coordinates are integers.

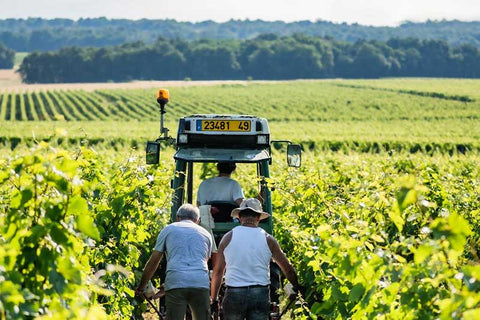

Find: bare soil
<box><xmin>0</xmin><ymin>69</ymin><xmax>22</xmax><ymax>89</ymax></box>
<box><xmin>0</xmin><ymin>68</ymin><xmax>252</xmax><ymax>92</ymax></box>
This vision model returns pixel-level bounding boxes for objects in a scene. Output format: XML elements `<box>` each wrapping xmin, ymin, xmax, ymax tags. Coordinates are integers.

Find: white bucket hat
<box><xmin>231</xmin><ymin>198</ymin><xmax>270</xmax><ymax>220</ymax></box>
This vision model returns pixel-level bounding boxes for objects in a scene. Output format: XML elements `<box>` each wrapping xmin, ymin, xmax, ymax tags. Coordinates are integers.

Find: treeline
<box><xmin>19</xmin><ymin>35</ymin><xmax>480</xmax><ymax>83</ymax></box>
<box><xmin>0</xmin><ymin>43</ymin><xmax>15</xmax><ymax>68</ymax></box>
<box><xmin>2</xmin><ymin>18</ymin><xmax>480</xmax><ymax>51</ymax></box>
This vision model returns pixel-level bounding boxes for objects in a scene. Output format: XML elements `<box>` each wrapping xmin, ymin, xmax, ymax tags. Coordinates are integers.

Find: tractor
<box><xmin>145</xmin><ymin>89</ymin><xmax>302</xmax><ymax>319</ymax></box>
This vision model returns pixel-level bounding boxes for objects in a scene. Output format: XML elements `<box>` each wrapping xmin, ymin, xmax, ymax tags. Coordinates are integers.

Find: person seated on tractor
<box><xmin>196</xmin><ymin>162</ymin><xmax>244</xmax><ymax>222</ymax></box>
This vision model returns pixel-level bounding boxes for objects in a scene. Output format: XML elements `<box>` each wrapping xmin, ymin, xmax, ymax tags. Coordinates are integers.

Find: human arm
<box><xmin>210</xmin><ymin>231</ymin><xmax>232</xmax><ymax>301</ymax></box>
<box><xmin>135</xmin><ymin>250</ymin><xmax>164</xmax><ymax>296</ymax></box>
<box><xmin>266</xmin><ymin>235</ymin><xmax>300</xmax><ymax>291</ymax></box>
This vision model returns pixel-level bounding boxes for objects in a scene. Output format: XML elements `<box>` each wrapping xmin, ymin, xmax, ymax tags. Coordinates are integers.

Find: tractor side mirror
<box><xmin>146</xmin><ymin>141</ymin><xmax>160</xmax><ymax>164</ymax></box>
<box><xmin>287</xmin><ymin>144</ymin><xmax>302</xmax><ymax>167</ymax></box>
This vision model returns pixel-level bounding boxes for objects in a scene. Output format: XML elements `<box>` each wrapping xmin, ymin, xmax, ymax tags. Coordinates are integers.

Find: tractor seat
<box><xmin>206</xmin><ymin>201</ymin><xmax>239</xmax><ymax>222</ymax></box>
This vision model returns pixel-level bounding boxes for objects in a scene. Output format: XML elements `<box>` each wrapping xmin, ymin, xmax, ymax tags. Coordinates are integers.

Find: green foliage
<box><xmin>269</xmin><ymin>153</ymin><xmax>480</xmax><ymax>319</ymax></box>
<box><xmin>0</xmin><ymin>142</ymin><xmax>479</xmax><ymax>319</ymax></box>
<box><xmin>0</xmin><ymin>78</ymin><xmax>479</xmax><ymax>318</ymax></box>
<box><xmin>0</xmin><ymin>42</ymin><xmax>15</xmax><ymax>69</ymax></box>
<box><xmin>0</xmin><ymin>144</ymin><xmax>171</xmax><ymax>319</ymax></box>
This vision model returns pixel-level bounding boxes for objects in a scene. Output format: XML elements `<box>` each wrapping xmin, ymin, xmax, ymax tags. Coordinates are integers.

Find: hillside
<box><xmin>1</xmin><ymin>18</ymin><xmax>480</xmax><ymax>51</ymax></box>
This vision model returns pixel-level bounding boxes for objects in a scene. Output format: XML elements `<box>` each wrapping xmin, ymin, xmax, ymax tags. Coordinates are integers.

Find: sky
<box><xmin>1</xmin><ymin>0</ymin><xmax>479</xmax><ymax>26</ymax></box>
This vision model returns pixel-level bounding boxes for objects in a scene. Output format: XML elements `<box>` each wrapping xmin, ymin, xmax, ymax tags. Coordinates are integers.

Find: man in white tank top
<box><xmin>210</xmin><ymin>198</ymin><xmax>302</xmax><ymax>319</ymax></box>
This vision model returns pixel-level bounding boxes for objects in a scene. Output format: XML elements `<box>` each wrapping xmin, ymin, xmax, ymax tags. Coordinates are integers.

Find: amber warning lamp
<box><xmin>156</xmin><ymin>89</ymin><xmax>169</xmax><ymax>108</ymax></box>
<box><xmin>146</xmin><ymin>88</ymin><xmax>173</xmax><ymax>164</ymax></box>
<box><xmin>156</xmin><ymin>88</ymin><xmax>170</xmax><ymax>139</ymax></box>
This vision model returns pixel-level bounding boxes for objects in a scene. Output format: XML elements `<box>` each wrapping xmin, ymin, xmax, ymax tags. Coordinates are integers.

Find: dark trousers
<box><xmin>222</xmin><ymin>286</ymin><xmax>270</xmax><ymax>320</ymax></box>
<box><xmin>165</xmin><ymin>288</ymin><xmax>210</xmax><ymax>320</ymax></box>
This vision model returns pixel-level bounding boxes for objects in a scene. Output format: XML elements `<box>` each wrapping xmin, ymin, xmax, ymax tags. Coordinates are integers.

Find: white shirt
<box><xmin>197</xmin><ymin>176</ymin><xmax>244</xmax><ymax>205</ymax></box>
<box><xmin>224</xmin><ymin>226</ymin><xmax>272</xmax><ymax>287</ymax></box>
<box><xmin>155</xmin><ymin>220</ymin><xmax>213</xmax><ymax>290</ymax></box>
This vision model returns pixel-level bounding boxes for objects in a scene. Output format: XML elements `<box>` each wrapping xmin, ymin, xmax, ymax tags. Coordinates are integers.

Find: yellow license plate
<box><xmin>199</xmin><ymin>120</ymin><xmax>251</xmax><ymax>132</ymax></box>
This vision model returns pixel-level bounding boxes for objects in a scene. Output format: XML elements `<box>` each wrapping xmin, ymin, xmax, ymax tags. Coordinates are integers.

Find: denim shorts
<box><xmin>222</xmin><ymin>285</ymin><xmax>270</xmax><ymax>320</ymax></box>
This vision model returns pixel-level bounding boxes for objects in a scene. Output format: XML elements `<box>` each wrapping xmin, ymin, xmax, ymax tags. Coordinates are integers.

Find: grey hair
<box><xmin>176</xmin><ymin>203</ymin><xmax>200</xmax><ymax>221</ymax></box>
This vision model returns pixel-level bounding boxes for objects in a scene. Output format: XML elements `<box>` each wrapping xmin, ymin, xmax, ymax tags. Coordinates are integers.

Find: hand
<box><xmin>285</xmin><ymin>283</ymin><xmax>306</xmax><ymax>300</ymax></box>
<box><xmin>152</xmin><ymin>285</ymin><xmax>166</xmax><ymax>299</ymax></box>
<box><xmin>210</xmin><ymin>298</ymin><xmax>219</xmax><ymax>315</ymax></box>
<box><xmin>292</xmin><ymin>285</ymin><xmax>306</xmax><ymax>298</ymax></box>
<box><xmin>134</xmin><ymin>286</ymin><xmax>146</xmax><ymax>300</ymax></box>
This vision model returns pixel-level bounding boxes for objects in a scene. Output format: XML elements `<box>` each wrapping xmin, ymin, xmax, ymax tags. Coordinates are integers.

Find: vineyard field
<box><xmin>1</xmin><ymin>146</ymin><xmax>479</xmax><ymax>319</ymax></box>
<box><xmin>0</xmin><ymin>79</ymin><xmax>479</xmax><ymax>154</ymax></box>
<box><xmin>0</xmin><ymin>118</ymin><xmax>478</xmax><ymax>151</ymax></box>
<box><xmin>1</xmin><ymin>80</ymin><xmax>479</xmax><ymax>122</ymax></box>
<box><xmin>1</xmin><ymin>78</ymin><xmax>480</xmax><ymax>319</ymax></box>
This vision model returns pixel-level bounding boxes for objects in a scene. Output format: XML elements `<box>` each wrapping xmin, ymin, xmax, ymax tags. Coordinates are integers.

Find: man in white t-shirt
<box><xmin>135</xmin><ymin>204</ymin><xmax>213</xmax><ymax>320</ymax></box>
<box><xmin>196</xmin><ymin>162</ymin><xmax>244</xmax><ymax>207</ymax></box>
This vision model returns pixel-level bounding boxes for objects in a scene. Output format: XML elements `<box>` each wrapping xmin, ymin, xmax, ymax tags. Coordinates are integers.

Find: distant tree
<box><xmin>351</xmin><ymin>42</ymin><xmax>391</xmax><ymax>78</ymax></box>
<box><xmin>242</xmin><ymin>45</ymin><xmax>274</xmax><ymax>79</ymax></box>
<box><xmin>394</xmin><ymin>48</ymin><xmax>422</xmax><ymax>76</ymax></box>
<box><xmin>269</xmin><ymin>40</ymin><xmax>324</xmax><ymax>79</ymax></box>
<box><xmin>0</xmin><ymin>31</ymin><xmax>28</xmax><ymax>51</ymax></box>
<box><xmin>56</xmin><ymin>47</ymin><xmax>95</xmax><ymax>82</ymax></box>
<box><xmin>17</xmin><ymin>34</ymin><xmax>480</xmax><ymax>83</ymax></box>
<box><xmin>151</xmin><ymin>48</ymin><xmax>187</xmax><ymax>80</ymax></box>
<box><xmin>417</xmin><ymin>39</ymin><xmax>451</xmax><ymax>76</ymax></box>
<box><xmin>91</xmin><ymin>47</ymin><xmax>115</xmax><ymax>81</ymax></box>
<box><xmin>334</xmin><ymin>54</ymin><xmax>355</xmax><ymax>78</ymax></box>
<box><xmin>28</xmin><ymin>30</ymin><xmax>58</xmax><ymax>51</ymax></box>
<box><xmin>387</xmin><ymin>37</ymin><xmax>422</xmax><ymax>50</ymax></box>
<box><xmin>291</xmin><ymin>34</ymin><xmax>335</xmax><ymax>76</ymax></box>
<box><xmin>451</xmin><ymin>44</ymin><xmax>480</xmax><ymax>78</ymax></box>
<box><xmin>186</xmin><ymin>43</ymin><xmax>241</xmax><ymax>79</ymax></box>
<box><xmin>255</xmin><ymin>33</ymin><xmax>279</xmax><ymax>41</ymax></box>
<box><xmin>0</xmin><ymin>42</ymin><xmax>14</xmax><ymax>69</ymax></box>
<box><xmin>19</xmin><ymin>51</ymin><xmax>55</xmax><ymax>83</ymax></box>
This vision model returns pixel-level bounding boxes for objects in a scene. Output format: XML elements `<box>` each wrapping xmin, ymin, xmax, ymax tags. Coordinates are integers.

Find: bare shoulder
<box><xmin>222</xmin><ymin>230</ymin><xmax>233</xmax><ymax>241</ymax></box>
<box><xmin>265</xmin><ymin>233</ymin><xmax>277</xmax><ymax>243</ymax></box>
<box><xmin>265</xmin><ymin>233</ymin><xmax>280</xmax><ymax>251</ymax></box>
<box><xmin>218</xmin><ymin>230</ymin><xmax>233</xmax><ymax>250</ymax></box>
